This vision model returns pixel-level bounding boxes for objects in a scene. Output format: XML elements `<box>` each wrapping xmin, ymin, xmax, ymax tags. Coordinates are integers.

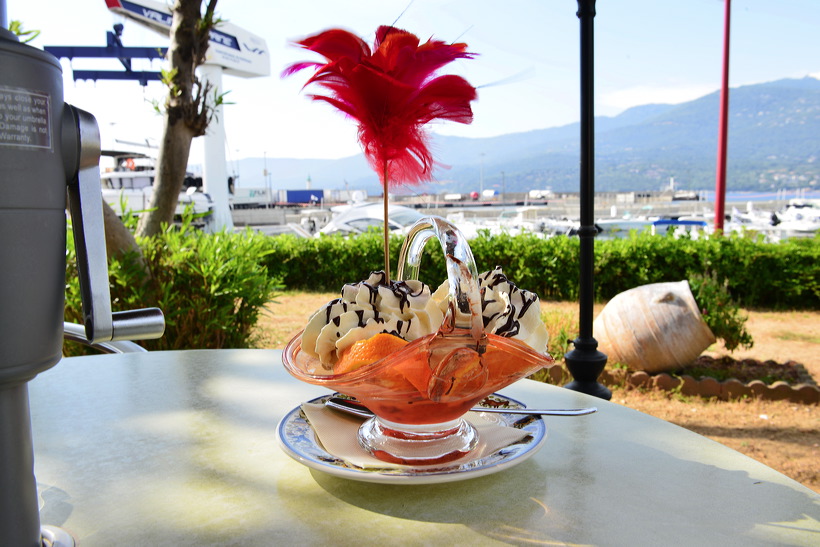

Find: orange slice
<box><xmin>334</xmin><ymin>332</ymin><xmax>409</xmax><ymax>374</ymax></box>
<box><xmin>427</xmin><ymin>347</ymin><xmax>485</xmax><ymax>402</ymax></box>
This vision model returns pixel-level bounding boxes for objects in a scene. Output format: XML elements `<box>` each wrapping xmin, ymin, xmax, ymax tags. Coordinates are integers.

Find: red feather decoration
<box><xmin>284</xmin><ymin>25</ymin><xmax>477</xmax><ymax>187</ymax></box>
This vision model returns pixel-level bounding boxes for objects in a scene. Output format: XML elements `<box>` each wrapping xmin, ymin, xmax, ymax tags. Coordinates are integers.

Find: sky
<box><xmin>6</xmin><ymin>0</ymin><xmax>820</xmax><ymax>179</ymax></box>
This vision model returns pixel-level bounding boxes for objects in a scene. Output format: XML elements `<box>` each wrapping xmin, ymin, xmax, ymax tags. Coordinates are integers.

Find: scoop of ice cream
<box><xmin>475</xmin><ymin>267</ymin><xmax>548</xmax><ymax>353</ymax></box>
<box><xmin>301</xmin><ymin>271</ymin><xmax>445</xmax><ymax>367</ymax></box>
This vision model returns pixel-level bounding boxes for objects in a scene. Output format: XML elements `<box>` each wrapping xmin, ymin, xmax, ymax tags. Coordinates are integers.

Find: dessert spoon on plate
<box><xmin>324</xmin><ymin>397</ymin><xmax>597</xmax><ymax>419</ymax></box>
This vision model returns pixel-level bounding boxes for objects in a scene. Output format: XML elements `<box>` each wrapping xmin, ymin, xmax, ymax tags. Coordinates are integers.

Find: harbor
<box><xmin>231</xmin><ymin>189</ymin><xmax>819</xmax><ymax>242</ymax></box>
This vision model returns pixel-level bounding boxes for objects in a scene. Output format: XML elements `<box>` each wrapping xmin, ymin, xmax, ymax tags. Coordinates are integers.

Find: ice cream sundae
<box><xmin>282</xmin><ymin>216</ymin><xmax>554</xmax><ymax>465</ymax></box>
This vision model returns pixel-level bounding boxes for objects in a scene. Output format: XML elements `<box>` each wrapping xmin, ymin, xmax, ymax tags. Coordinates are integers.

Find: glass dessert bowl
<box><xmin>283</xmin><ymin>217</ymin><xmax>553</xmax><ymax>466</ymax></box>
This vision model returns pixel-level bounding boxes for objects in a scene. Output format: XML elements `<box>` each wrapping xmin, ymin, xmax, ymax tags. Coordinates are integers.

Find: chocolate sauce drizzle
<box><xmin>338</xmin><ymin>271</ymin><xmax>429</xmax><ymax>332</ymax></box>
<box><xmin>322</xmin><ymin>268</ymin><xmax>538</xmax><ymax>345</ymax></box>
<box><xmin>478</xmin><ymin>267</ymin><xmax>539</xmax><ymax>338</ymax></box>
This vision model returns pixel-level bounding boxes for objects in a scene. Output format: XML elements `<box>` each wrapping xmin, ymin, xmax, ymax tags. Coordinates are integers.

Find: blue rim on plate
<box><xmin>276</xmin><ymin>392</ymin><xmax>547</xmax><ymax>484</ymax></box>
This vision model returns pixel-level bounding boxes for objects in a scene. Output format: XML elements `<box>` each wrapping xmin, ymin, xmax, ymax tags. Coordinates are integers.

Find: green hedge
<box><xmin>63</xmin><ymin>226</ymin><xmax>817</xmax><ymax>355</ymax></box>
<box><xmin>261</xmin><ymin>230</ymin><xmax>819</xmax><ymax>309</ymax></box>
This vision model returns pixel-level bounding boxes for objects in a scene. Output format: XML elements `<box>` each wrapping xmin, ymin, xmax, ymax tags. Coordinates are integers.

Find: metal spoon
<box><xmin>325</xmin><ymin>397</ymin><xmax>597</xmax><ymax>419</ymax></box>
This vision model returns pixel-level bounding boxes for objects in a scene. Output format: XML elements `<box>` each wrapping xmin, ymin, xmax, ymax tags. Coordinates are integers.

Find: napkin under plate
<box><xmin>301</xmin><ymin>402</ymin><xmax>531</xmax><ymax>469</ymax></box>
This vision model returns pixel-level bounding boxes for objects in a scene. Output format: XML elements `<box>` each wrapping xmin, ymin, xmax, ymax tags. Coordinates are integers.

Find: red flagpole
<box><xmin>714</xmin><ymin>0</ymin><xmax>731</xmax><ymax>232</ymax></box>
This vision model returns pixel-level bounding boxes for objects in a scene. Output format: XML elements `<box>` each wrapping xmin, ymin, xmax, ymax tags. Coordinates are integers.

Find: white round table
<box><xmin>29</xmin><ymin>349</ymin><xmax>820</xmax><ymax>546</ymax></box>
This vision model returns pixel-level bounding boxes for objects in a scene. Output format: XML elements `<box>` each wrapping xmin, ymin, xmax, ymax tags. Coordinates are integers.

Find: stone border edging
<box><xmin>543</xmin><ymin>364</ymin><xmax>819</xmax><ymax>404</ymax></box>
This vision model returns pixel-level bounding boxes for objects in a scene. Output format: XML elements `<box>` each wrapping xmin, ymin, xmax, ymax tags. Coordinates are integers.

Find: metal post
<box><xmin>1</xmin><ymin>13</ymin><xmax>161</xmax><ymax>543</ymax></box>
<box><xmin>714</xmin><ymin>0</ymin><xmax>731</xmax><ymax>233</ymax></box>
<box><xmin>563</xmin><ymin>0</ymin><xmax>611</xmax><ymax>400</ymax></box>
<box><xmin>479</xmin><ymin>152</ymin><xmax>485</xmax><ymax>196</ymax></box>
<box><xmin>0</xmin><ymin>17</ymin><xmax>65</xmax><ymax>544</ymax></box>
<box><xmin>198</xmin><ymin>64</ymin><xmax>233</xmax><ymax>232</ymax></box>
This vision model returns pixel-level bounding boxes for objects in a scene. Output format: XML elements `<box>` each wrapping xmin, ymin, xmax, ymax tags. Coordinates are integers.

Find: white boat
<box><xmin>100</xmin><ymin>152</ymin><xmax>214</xmax><ymax>223</ymax></box>
<box><xmin>772</xmin><ymin>200</ymin><xmax>820</xmax><ymax>238</ymax></box>
<box><xmin>594</xmin><ymin>217</ymin><xmax>656</xmax><ymax>239</ymax></box>
<box><xmin>726</xmin><ymin>200</ymin><xmax>819</xmax><ymax>241</ymax></box>
<box><xmin>445</xmin><ymin>207</ymin><xmax>558</xmax><ymax>239</ymax></box>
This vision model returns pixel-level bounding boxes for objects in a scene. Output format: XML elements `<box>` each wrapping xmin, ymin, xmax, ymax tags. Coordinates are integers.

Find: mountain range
<box><xmin>233</xmin><ymin>76</ymin><xmax>820</xmax><ymax>195</ymax></box>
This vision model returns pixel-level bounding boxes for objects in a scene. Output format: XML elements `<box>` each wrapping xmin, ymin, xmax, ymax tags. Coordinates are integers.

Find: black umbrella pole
<box><xmin>564</xmin><ymin>0</ymin><xmax>611</xmax><ymax>400</ymax></box>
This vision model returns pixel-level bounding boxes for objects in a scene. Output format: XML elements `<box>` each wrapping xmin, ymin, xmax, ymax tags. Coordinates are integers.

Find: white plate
<box><xmin>276</xmin><ymin>393</ymin><xmax>547</xmax><ymax>484</ymax></box>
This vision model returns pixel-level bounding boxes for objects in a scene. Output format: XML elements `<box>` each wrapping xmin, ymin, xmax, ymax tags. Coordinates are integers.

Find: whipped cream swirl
<box><xmin>300</xmin><ymin>268</ymin><xmax>549</xmax><ymax>368</ymax></box>
<box><xmin>474</xmin><ymin>267</ymin><xmax>548</xmax><ymax>353</ymax></box>
<box><xmin>301</xmin><ymin>271</ymin><xmax>444</xmax><ymax>367</ymax></box>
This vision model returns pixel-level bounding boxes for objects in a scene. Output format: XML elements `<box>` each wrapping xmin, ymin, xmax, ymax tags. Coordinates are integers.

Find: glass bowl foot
<box><xmin>357</xmin><ymin>416</ymin><xmax>478</xmax><ymax>465</ymax></box>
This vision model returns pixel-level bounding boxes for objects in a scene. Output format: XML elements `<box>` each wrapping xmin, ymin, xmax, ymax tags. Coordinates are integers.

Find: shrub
<box><xmin>260</xmin><ymin>230</ymin><xmax>819</xmax><ymax>310</ymax></box>
<box><xmin>592</xmin><ymin>230</ymin><xmax>819</xmax><ymax>309</ymax></box>
<box><xmin>688</xmin><ymin>271</ymin><xmax>753</xmax><ymax>351</ymax></box>
<box><xmin>65</xmin><ymin>217</ymin><xmax>282</xmax><ymax>354</ymax></box>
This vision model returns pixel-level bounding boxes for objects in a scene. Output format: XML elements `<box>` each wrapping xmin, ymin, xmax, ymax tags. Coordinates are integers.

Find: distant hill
<box><xmin>236</xmin><ymin>76</ymin><xmax>820</xmax><ymax>194</ymax></box>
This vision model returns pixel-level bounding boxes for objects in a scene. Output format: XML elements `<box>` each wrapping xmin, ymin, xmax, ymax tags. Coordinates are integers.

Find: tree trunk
<box><xmin>137</xmin><ymin>117</ymin><xmax>195</xmax><ymax>236</ymax></box>
<box><xmin>102</xmin><ymin>200</ymin><xmax>145</xmax><ymax>270</ymax></box>
<box><xmin>136</xmin><ymin>0</ymin><xmax>216</xmax><ymax>238</ymax></box>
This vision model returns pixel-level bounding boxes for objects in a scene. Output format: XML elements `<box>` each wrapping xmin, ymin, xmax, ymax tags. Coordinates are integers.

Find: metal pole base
<box><xmin>564</xmin><ymin>337</ymin><xmax>612</xmax><ymax>400</ymax></box>
<box><xmin>41</xmin><ymin>526</ymin><xmax>76</xmax><ymax>547</ymax></box>
<box><xmin>0</xmin><ymin>384</ymin><xmax>42</xmax><ymax>546</ymax></box>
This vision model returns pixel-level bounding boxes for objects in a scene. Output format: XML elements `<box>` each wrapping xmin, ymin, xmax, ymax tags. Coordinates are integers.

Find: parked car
<box><xmin>319</xmin><ymin>202</ymin><xmax>425</xmax><ymax>236</ymax></box>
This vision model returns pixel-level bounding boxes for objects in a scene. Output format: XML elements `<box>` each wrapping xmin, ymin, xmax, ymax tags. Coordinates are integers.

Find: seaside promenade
<box><xmin>232</xmin><ymin>190</ymin><xmax>799</xmax><ymax>231</ymax></box>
